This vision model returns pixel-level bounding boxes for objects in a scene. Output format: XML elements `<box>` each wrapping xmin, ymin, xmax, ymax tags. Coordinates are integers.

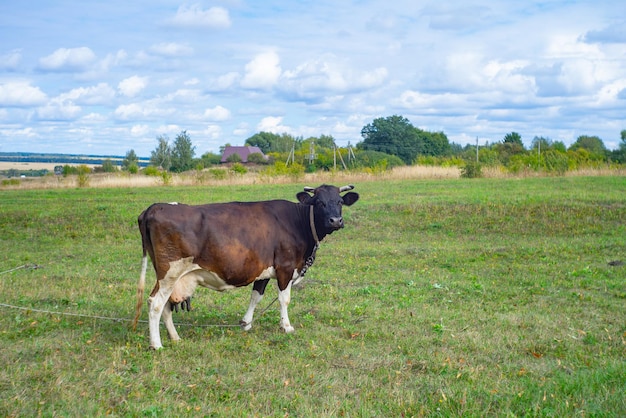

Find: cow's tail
<box><xmin>132</xmin><ymin>210</ymin><xmax>149</xmax><ymax>330</ymax></box>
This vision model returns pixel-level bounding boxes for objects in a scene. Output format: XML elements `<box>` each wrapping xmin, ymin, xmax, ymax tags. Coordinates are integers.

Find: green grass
<box><xmin>1</xmin><ymin>176</ymin><xmax>625</xmax><ymax>416</ymax></box>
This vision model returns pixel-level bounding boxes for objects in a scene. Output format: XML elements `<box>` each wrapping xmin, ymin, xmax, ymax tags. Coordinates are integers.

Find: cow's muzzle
<box><xmin>329</xmin><ymin>216</ymin><xmax>344</xmax><ymax>229</ymax></box>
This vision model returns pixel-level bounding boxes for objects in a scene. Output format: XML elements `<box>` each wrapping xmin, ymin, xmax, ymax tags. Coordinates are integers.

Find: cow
<box><xmin>132</xmin><ymin>184</ymin><xmax>359</xmax><ymax>349</ymax></box>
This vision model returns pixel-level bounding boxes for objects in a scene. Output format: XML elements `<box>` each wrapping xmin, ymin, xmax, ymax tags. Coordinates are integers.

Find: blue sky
<box><xmin>1</xmin><ymin>1</ymin><xmax>625</xmax><ymax>157</ymax></box>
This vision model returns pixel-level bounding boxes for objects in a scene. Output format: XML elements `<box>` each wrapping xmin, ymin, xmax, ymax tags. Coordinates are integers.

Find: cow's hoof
<box><xmin>149</xmin><ymin>345</ymin><xmax>163</xmax><ymax>351</ymax></box>
<box><xmin>239</xmin><ymin>320</ymin><xmax>252</xmax><ymax>331</ymax></box>
<box><xmin>281</xmin><ymin>325</ymin><xmax>295</xmax><ymax>333</ymax></box>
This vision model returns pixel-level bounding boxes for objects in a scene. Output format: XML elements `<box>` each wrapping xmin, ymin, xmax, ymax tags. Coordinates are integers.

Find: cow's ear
<box><xmin>297</xmin><ymin>191</ymin><xmax>313</xmax><ymax>204</ymax></box>
<box><xmin>342</xmin><ymin>192</ymin><xmax>359</xmax><ymax>206</ymax></box>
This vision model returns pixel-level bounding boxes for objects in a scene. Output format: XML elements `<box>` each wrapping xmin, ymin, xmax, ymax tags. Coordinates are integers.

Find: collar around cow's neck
<box><xmin>309</xmin><ymin>205</ymin><xmax>320</xmax><ymax>244</ymax></box>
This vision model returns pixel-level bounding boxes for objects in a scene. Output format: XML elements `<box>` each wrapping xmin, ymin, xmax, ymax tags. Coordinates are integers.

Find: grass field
<box><xmin>0</xmin><ymin>176</ymin><xmax>625</xmax><ymax>416</ymax></box>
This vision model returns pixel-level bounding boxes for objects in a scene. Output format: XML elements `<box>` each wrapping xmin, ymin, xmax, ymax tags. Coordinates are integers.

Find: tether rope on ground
<box><xmin>0</xmin><ymin>262</ymin><xmax>281</xmax><ymax>328</ymax></box>
<box><xmin>0</xmin><ymin>300</ymin><xmax>278</xmax><ymax>328</ymax></box>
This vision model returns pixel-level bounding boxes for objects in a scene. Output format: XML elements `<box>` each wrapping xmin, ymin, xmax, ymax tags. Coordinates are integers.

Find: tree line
<box><xmin>110</xmin><ymin>115</ymin><xmax>626</xmax><ymax>176</ymax></box>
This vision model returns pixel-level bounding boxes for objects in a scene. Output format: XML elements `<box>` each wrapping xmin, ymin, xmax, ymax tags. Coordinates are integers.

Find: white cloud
<box><xmin>38</xmin><ymin>47</ymin><xmax>96</xmax><ymax>71</ymax></box>
<box><xmin>204</xmin><ymin>105</ymin><xmax>231</xmax><ymax>121</ymax></box>
<box><xmin>257</xmin><ymin>116</ymin><xmax>291</xmax><ymax>133</ymax></box>
<box><xmin>130</xmin><ymin>124</ymin><xmax>151</xmax><ymax>137</ymax></box>
<box><xmin>0</xmin><ymin>50</ymin><xmax>22</xmax><ymax>71</ymax></box>
<box><xmin>150</xmin><ymin>42</ymin><xmax>194</xmax><ymax>57</ymax></box>
<box><xmin>241</xmin><ymin>51</ymin><xmax>282</xmax><ymax>89</ymax></box>
<box><xmin>58</xmin><ymin>83</ymin><xmax>116</xmax><ymax>105</ymax></box>
<box><xmin>118</xmin><ymin>76</ymin><xmax>148</xmax><ymax>97</ymax></box>
<box><xmin>165</xmin><ymin>88</ymin><xmax>203</xmax><ymax>102</ymax></box>
<box><xmin>210</xmin><ymin>72</ymin><xmax>240</xmax><ymax>91</ymax></box>
<box><xmin>114</xmin><ymin>102</ymin><xmax>174</xmax><ymax>121</ymax></box>
<box><xmin>114</xmin><ymin>103</ymin><xmax>145</xmax><ymax>120</ymax></box>
<box><xmin>0</xmin><ymin>81</ymin><xmax>47</xmax><ymax>106</ymax></box>
<box><xmin>169</xmin><ymin>5</ymin><xmax>231</xmax><ymax>29</ymax></box>
<box><xmin>37</xmin><ymin>102</ymin><xmax>82</xmax><ymax>120</ymax></box>
<box><xmin>280</xmin><ymin>57</ymin><xmax>388</xmax><ymax>101</ymax></box>
<box><xmin>201</xmin><ymin>124</ymin><xmax>222</xmax><ymax>139</ymax></box>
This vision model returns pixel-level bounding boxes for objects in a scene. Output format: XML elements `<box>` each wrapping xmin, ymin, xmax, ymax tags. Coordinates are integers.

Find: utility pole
<box><xmin>476</xmin><ymin>137</ymin><xmax>479</xmax><ymax>163</ymax></box>
<box><xmin>308</xmin><ymin>140</ymin><xmax>316</xmax><ymax>166</ymax></box>
<box><xmin>286</xmin><ymin>143</ymin><xmax>295</xmax><ymax>165</ymax></box>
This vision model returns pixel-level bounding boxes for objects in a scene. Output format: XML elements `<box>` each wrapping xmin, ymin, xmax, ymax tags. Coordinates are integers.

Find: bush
<box><xmin>77</xmin><ymin>165</ymin><xmax>91</xmax><ymax>187</ymax></box>
<box><xmin>461</xmin><ymin>161</ymin><xmax>482</xmax><ymax>178</ymax></box>
<box><xmin>226</xmin><ymin>153</ymin><xmax>242</xmax><ymax>163</ymax></box>
<box><xmin>2</xmin><ymin>179</ymin><xmax>20</xmax><ymax>186</ymax></box>
<box><xmin>261</xmin><ymin>161</ymin><xmax>305</xmax><ymax>180</ymax></box>
<box><xmin>208</xmin><ymin>168</ymin><xmax>228</xmax><ymax>180</ymax></box>
<box><xmin>143</xmin><ymin>166</ymin><xmax>161</xmax><ymax>176</ymax></box>
<box><xmin>354</xmin><ymin>150</ymin><xmax>404</xmax><ymax>170</ymax></box>
<box><xmin>247</xmin><ymin>152</ymin><xmax>268</xmax><ymax>164</ymax></box>
<box><xmin>230</xmin><ymin>163</ymin><xmax>248</xmax><ymax>175</ymax></box>
<box><xmin>127</xmin><ymin>163</ymin><xmax>139</xmax><ymax>174</ymax></box>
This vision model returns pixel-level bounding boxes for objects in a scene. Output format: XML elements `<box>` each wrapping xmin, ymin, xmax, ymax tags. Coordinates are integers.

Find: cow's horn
<box><xmin>339</xmin><ymin>185</ymin><xmax>354</xmax><ymax>192</ymax></box>
<box><xmin>303</xmin><ymin>186</ymin><xmax>315</xmax><ymax>193</ymax></box>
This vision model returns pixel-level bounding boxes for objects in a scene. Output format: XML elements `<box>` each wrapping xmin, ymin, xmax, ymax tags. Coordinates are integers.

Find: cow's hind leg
<box><xmin>148</xmin><ymin>270</ymin><xmax>182</xmax><ymax>349</ymax></box>
<box><xmin>241</xmin><ymin>279</ymin><xmax>269</xmax><ymax>331</ymax></box>
<box><xmin>161</xmin><ymin>301</ymin><xmax>181</xmax><ymax>342</ymax></box>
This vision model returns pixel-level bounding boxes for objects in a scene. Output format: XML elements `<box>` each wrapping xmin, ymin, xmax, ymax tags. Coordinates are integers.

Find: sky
<box><xmin>1</xmin><ymin>1</ymin><xmax>625</xmax><ymax>157</ymax></box>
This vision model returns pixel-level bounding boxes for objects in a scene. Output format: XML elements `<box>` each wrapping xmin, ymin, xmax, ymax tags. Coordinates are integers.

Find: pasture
<box><xmin>0</xmin><ymin>176</ymin><xmax>624</xmax><ymax>416</ymax></box>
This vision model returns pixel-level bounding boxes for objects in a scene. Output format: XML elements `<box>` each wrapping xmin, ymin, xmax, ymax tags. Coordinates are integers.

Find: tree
<box><xmin>246</xmin><ymin>132</ymin><xmax>296</xmax><ymax>154</ymax></box>
<box><xmin>199</xmin><ymin>151</ymin><xmax>221</xmax><ymax>167</ymax></box>
<box><xmin>316</xmin><ymin>134</ymin><xmax>336</xmax><ymax>149</ymax></box>
<box><xmin>170</xmin><ymin>130</ymin><xmax>196</xmax><ymax>173</ymax></box>
<box><xmin>503</xmin><ymin>132</ymin><xmax>524</xmax><ymax>148</ymax></box>
<box><xmin>419</xmin><ymin>130</ymin><xmax>451</xmax><ymax>157</ymax></box>
<box><xmin>568</xmin><ymin>135</ymin><xmax>607</xmax><ymax>157</ymax></box>
<box><xmin>611</xmin><ymin>129</ymin><xmax>626</xmax><ymax>163</ymax></box>
<box><xmin>360</xmin><ymin>115</ymin><xmax>420</xmax><ymax>164</ymax></box>
<box><xmin>122</xmin><ymin>149</ymin><xmax>139</xmax><ymax>172</ymax></box>
<box><xmin>151</xmin><ymin>135</ymin><xmax>171</xmax><ymax>171</ymax></box>
<box><xmin>531</xmin><ymin>136</ymin><xmax>553</xmax><ymax>152</ymax></box>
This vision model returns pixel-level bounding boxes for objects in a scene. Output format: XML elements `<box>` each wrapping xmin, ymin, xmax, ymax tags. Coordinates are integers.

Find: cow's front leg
<box><xmin>277</xmin><ymin>280</ymin><xmax>295</xmax><ymax>333</ymax></box>
<box><xmin>241</xmin><ymin>279</ymin><xmax>269</xmax><ymax>331</ymax></box>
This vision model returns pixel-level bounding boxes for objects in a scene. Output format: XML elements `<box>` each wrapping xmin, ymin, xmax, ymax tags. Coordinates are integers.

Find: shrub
<box><xmin>354</xmin><ymin>150</ymin><xmax>404</xmax><ymax>170</ymax></box>
<box><xmin>77</xmin><ymin>165</ymin><xmax>91</xmax><ymax>187</ymax></box>
<box><xmin>143</xmin><ymin>166</ymin><xmax>161</xmax><ymax>176</ymax></box>
<box><xmin>226</xmin><ymin>153</ymin><xmax>242</xmax><ymax>163</ymax></box>
<box><xmin>230</xmin><ymin>163</ymin><xmax>248</xmax><ymax>175</ymax></box>
<box><xmin>247</xmin><ymin>152</ymin><xmax>268</xmax><ymax>164</ymax></box>
<box><xmin>2</xmin><ymin>179</ymin><xmax>20</xmax><ymax>186</ymax></box>
<box><xmin>127</xmin><ymin>163</ymin><xmax>139</xmax><ymax>174</ymax></box>
<box><xmin>208</xmin><ymin>168</ymin><xmax>228</xmax><ymax>180</ymax></box>
<box><xmin>461</xmin><ymin>161</ymin><xmax>483</xmax><ymax>178</ymax></box>
<box><xmin>261</xmin><ymin>161</ymin><xmax>305</xmax><ymax>180</ymax></box>
<box><xmin>160</xmin><ymin>170</ymin><xmax>172</xmax><ymax>186</ymax></box>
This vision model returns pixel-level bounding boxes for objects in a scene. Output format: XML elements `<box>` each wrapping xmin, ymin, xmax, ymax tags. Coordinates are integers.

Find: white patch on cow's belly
<box><xmin>255</xmin><ymin>266</ymin><xmax>276</xmax><ymax>281</ymax></box>
<box><xmin>253</xmin><ymin>267</ymin><xmax>300</xmax><ymax>282</ymax></box>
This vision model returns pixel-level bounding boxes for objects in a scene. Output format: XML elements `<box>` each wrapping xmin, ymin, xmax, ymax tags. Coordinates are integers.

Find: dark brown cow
<box><xmin>132</xmin><ymin>184</ymin><xmax>359</xmax><ymax>349</ymax></box>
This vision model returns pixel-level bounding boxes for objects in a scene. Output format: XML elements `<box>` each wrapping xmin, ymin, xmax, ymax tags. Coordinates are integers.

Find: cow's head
<box><xmin>297</xmin><ymin>184</ymin><xmax>359</xmax><ymax>236</ymax></box>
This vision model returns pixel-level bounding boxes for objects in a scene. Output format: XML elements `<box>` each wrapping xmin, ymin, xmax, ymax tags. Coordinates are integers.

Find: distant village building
<box><xmin>220</xmin><ymin>146</ymin><xmax>268</xmax><ymax>163</ymax></box>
